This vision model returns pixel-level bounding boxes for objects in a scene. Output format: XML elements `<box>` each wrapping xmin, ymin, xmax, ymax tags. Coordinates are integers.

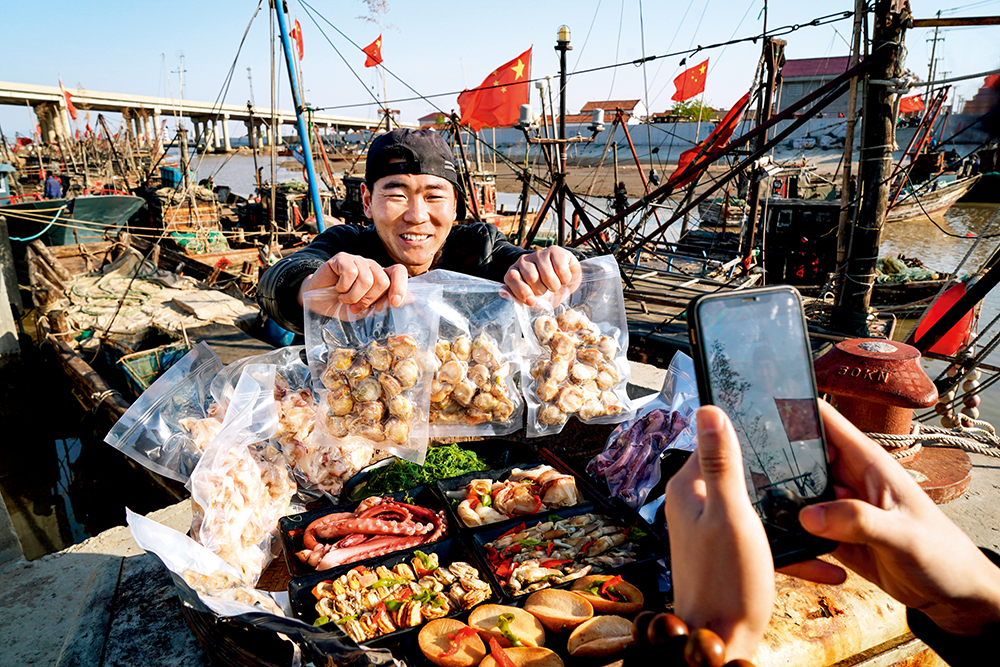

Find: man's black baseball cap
<box><xmin>365</xmin><ymin>128</ymin><xmax>466</xmax><ymax>220</ymax></box>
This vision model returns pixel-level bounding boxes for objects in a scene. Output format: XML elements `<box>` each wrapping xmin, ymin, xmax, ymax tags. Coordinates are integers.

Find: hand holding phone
<box><xmin>687</xmin><ymin>286</ymin><xmax>836</xmax><ymax>566</ymax></box>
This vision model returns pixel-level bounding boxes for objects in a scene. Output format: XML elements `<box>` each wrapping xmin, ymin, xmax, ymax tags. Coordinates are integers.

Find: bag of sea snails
<box><xmin>303</xmin><ymin>282</ymin><xmax>443</xmax><ymax>466</ymax></box>
<box><xmin>516</xmin><ymin>254</ymin><xmax>635</xmax><ymax>438</ymax></box>
<box><xmin>410</xmin><ymin>270</ymin><xmax>524</xmax><ymax>437</ymax></box>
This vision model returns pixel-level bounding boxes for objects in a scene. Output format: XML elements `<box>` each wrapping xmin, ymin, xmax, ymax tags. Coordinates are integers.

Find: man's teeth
<box><xmin>401</xmin><ymin>234</ymin><xmax>429</xmax><ymax>241</ymax></box>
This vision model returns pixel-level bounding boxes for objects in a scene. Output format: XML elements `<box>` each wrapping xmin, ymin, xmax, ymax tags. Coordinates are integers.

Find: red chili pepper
<box><xmin>539</xmin><ymin>559</ymin><xmax>573</xmax><ymax>568</ymax></box>
<box><xmin>374</xmin><ymin>601</ymin><xmax>387</xmax><ymax>615</ymax></box>
<box><xmin>489</xmin><ymin>637</ymin><xmax>518</xmax><ymax>667</ymax></box>
<box><xmin>468</xmin><ymin>496</ymin><xmax>480</xmax><ymax>510</ymax></box>
<box><xmin>600</xmin><ymin>575</ymin><xmax>627</xmax><ymax>601</ymax></box>
<box><xmin>545</xmin><ymin>542</ymin><xmax>555</xmax><ymax>556</ymax></box>
<box><xmin>531</xmin><ymin>495</ymin><xmax>542</xmax><ymax>514</ymax></box>
<box><xmin>485</xmin><ymin>547</ymin><xmax>500</xmax><ymax>564</ymax></box>
<box><xmin>396</xmin><ymin>588</ymin><xmax>414</xmax><ymax>600</ymax></box>
<box><xmin>580</xmin><ymin>539</ymin><xmax>596</xmax><ymax>554</ymax></box>
<box><xmin>507</xmin><ymin>545</ymin><xmax>522</xmax><ymax>554</ymax></box>
<box><xmin>496</xmin><ymin>558</ymin><xmax>514</xmax><ymax>580</ymax></box>
<box><xmin>440</xmin><ymin>627</ymin><xmax>479</xmax><ymax>657</ymax></box>
<box><xmin>499</xmin><ymin>522</ymin><xmax>527</xmax><ymax>539</ymax></box>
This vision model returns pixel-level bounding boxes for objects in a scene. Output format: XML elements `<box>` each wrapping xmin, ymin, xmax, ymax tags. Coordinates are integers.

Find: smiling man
<box><xmin>257</xmin><ymin>128</ymin><xmax>580</xmax><ymax>332</ymax></box>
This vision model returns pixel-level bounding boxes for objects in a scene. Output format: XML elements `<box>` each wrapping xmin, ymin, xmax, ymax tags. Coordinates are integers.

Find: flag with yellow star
<box><xmin>458</xmin><ymin>47</ymin><xmax>532</xmax><ymax>131</ymax></box>
<box><xmin>363</xmin><ymin>34</ymin><xmax>383</xmax><ymax>68</ymax></box>
<box><xmin>672</xmin><ymin>58</ymin><xmax>709</xmax><ymax>102</ymax></box>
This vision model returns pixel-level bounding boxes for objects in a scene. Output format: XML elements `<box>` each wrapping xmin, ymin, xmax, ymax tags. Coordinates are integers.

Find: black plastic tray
<box><xmin>279</xmin><ymin>485</ymin><xmax>451</xmax><ymax>579</ymax></box>
<box><xmin>435</xmin><ymin>462</ymin><xmax>591</xmax><ymax>534</ymax></box>
<box><xmin>471</xmin><ymin>503</ymin><xmax>668</xmax><ymax>601</ymax></box>
<box><xmin>343</xmin><ymin>440</ymin><xmax>536</xmax><ymax>502</ymax></box>
<box><xmin>288</xmin><ymin>538</ymin><xmax>498</xmax><ymax>648</ymax></box>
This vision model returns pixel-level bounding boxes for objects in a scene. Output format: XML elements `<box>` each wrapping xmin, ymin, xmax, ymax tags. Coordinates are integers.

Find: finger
<box><xmin>504</xmin><ymin>268</ymin><xmax>537</xmax><ymax>306</ymax></box>
<box><xmin>353</xmin><ymin>267</ymin><xmax>391</xmax><ymax>312</ymax></box>
<box><xmin>534</xmin><ymin>253</ymin><xmax>565</xmax><ymax>293</ymax></box>
<box><xmin>338</xmin><ymin>263</ymin><xmax>377</xmax><ymax>305</ymax></box>
<box><xmin>798</xmin><ymin>499</ymin><xmax>894</xmax><ymax>547</ymax></box>
<box><xmin>693</xmin><ymin>406</ymin><xmax>749</xmax><ymax>507</ymax></box>
<box><xmin>515</xmin><ymin>259</ymin><xmax>548</xmax><ymax>296</ymax></box>
<box><xmin>778</xmin><ymin>559</ymin><xmax>847</xmax><ymax>585</ymax></box>
<box><xmin>385</xmin><ymin>265</ymin><xmax>408</xmax><ymax>307</ymax></box>
<box><xmin>331</xmin><ymin>257</ymin><xmax>361</xmax><ymax>295</ymax></box>
<box><xmin>551</xmin><ymin>248</ymin><xmax>578</xmax><ymax>285</ymax></box>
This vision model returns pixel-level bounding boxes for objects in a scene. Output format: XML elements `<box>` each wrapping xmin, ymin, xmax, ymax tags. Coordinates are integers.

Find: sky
<box><xmin>2</xmin><ymin>0</ymin><xmax>999</xmax><ymax>138</ymax></box>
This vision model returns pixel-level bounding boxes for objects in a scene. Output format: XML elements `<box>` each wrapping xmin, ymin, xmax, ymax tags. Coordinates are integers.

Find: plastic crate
<box><xmin>117</xmin><ymin>340</ymin><xmax>193</xmax><ymax>396</ymax></box>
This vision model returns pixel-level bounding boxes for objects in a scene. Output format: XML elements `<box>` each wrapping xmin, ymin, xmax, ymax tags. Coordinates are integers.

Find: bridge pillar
<box><xmin>58</xmin><ymin>105</ymin><xmax>72</xmax><ymax>143</ymax></box>
<box><xmin>261</xmin><ymin>123</ymin><xmax>270</xmax><ymax>147</ymax></box>
<box><xmin>244</xmin><ymin>120</ymin><xmax>255</xmax><ymax>149</ymax></box>
<box><xmin>192</xmin><ymin>119</ymin><xmax>203</xmax><ymax>150</ymax></box>
<box><xmin>274</xmin><ymin>123</ymin><xmax>283</xmax><ymax>146</ymax></box>
<box><xmin>35</xmin><ymin>105</ymin><xmax>55</xmax><ymax>144</ymax></box>
<box><xmin>152</xmin><ymin>108</ymin><xmax>162</xmax><ymax>152</ymax></box>
<box><xmin>142</xmin><ymin>113</ymin><xmax>153</xmax><ymax>149</ymax></box>
<box><xmin>221</xmin><ymin>114</ymin><xmax>232</xmax><ymax>152</ymax></box>
<box><xmin>211</xmin><ymin>119</ymin><xmax>222</xmax><ymax>151</ymax></box>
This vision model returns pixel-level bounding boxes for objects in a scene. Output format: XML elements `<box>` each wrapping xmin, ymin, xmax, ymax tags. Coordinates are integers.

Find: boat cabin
<box><xmin>762</xmin><ymin>199</ymin><xmax>840</xmax><ymax>284</ymax></box>
<box><xmin>0</xmin><ymin>164</ymin><xmax>16</xmax><ymax>205</ymax></box>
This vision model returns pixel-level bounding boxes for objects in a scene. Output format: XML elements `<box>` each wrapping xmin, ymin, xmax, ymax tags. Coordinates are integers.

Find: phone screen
<box><xmin>691</xmin><ymin>287</ymin><xmax>833</xmax><ymax>563</ymax></box>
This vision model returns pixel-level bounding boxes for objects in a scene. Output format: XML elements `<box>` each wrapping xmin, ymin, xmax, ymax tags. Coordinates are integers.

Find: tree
<box><xmin>671</xmin><ymin>99</ymin><xmax>714</xmax><ymax>122</ymax></box>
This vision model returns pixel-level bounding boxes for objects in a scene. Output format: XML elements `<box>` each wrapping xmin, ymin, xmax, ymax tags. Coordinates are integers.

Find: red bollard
<box><xmin>814</xmin><ymin>338</ymin><xmax>971</xmax><ymax>503</ymax></box>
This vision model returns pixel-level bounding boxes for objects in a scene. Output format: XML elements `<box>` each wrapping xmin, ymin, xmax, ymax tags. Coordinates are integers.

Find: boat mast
<box><xmin>271</xmin><ymin>0</ymin><xmax>326</xmax><ymax>232</ymax></box>
<box><xmin>836</xmin><ymin>0</ymin><xmax>865</xmax><ymax>265</ymax></box>
<box><xmin>833</xmin><ymin>0</ymin><xmax>911</xmax><ymax>334</ymax></box>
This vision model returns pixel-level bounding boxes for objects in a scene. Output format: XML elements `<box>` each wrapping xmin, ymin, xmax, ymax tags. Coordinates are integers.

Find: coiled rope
<box><xmin>868</xmin><ymin>416</ymin><xmax>1000</xmax><ymax>460</ymax></box>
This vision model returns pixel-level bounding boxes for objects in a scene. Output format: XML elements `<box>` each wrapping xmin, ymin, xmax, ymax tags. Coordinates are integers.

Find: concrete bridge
<box><xmin>0</xmin><ymin>81</ymin><xmax>412</xmax><ymax>152</ymax></box>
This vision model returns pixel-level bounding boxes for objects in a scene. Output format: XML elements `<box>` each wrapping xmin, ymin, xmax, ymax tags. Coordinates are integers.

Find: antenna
<box><xmin>171</xmin><ymin>54</ymin><xmax>188</xmax><ymax>121</ymax></box>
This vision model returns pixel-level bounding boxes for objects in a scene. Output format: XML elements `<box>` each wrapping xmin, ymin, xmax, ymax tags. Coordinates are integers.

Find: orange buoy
<box><xmin>914</xmin><ymin>282</ymin><xmax>974</xmax><ymax>356</ymax></box>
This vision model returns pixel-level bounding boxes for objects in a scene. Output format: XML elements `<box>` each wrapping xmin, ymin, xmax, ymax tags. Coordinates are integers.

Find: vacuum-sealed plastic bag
<box><xmin>105</xmin><ymin>342</ymin><xmax>223</xmax><ymax>483</ymax></box>
<box><xmin>304</xmin><ymin>283</ymin><xmax>442</xmax><ymax>465</ymax></box>
<box><xmin>410</xmin><ymin>270</ymin><xmax>523</xmax><ymax>436</ymax></box>
<box><xmin>188</xmin><ymin>364</ymin><xmax>298</xmax><ymax>584</ymax></box>
<box><xmin>519</xmin><ymin>254</ymin><xmax>634</xmax><ymax>437</ymax></box>
<box><xmin>587</xmin><ymin>351</ymin><xmax>700</xmax><ymax>508</ymax></box>
<box><xmin>210</xmin><ymin>346</ymin><xmax>374</xmax><ymax>501</ymax></box>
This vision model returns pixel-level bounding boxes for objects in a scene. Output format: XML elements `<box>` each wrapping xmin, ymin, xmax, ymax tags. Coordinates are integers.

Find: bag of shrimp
<box><xmin>409</xmin><ymin>270</ymin><xmax>523</xmax><ymax>437</ymax></box>
<box><xmin>105</xmin><ymin>341</ymin><xmax>225</xmax><ymax>483</ymax></box>
<box><xmin>210</xmin><ymin>346</ymin><xmax>375</xmax><ymax>503</ymax></box>
<box><xmin>188</xmin><ymin>364</ymin><xmax>299</xmax><ymax>584</ymax></box>
<box><xmin>517</xmin><ymin>254</ymin><xmax>635</xmax><ymax>437</ymax></box>
<box><xmin>303</xmin><ymin>282</ymin><xmax>443</xmax><ymax>466</ymax></box>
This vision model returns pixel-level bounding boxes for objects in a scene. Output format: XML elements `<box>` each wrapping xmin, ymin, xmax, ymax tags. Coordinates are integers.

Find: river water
<box><xmin>2</xmin><ymin>153</ymin><xmax>997</xmax><ymax>559</ymax></box>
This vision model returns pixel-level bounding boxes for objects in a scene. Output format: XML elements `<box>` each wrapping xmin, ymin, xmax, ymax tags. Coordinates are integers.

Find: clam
<box><xmin>327</xmin><ymin>393</ymin><xmax>354</xmax><ymax>417</ymax></box>
<box><xmin>472</xmin><ymin>392</ymin><xmax>499</xmax><ymax>411</ymax></box>
<box><xmin>384</xmin><ymin>417</ymin><xmax>410</xmax><ymax>445</ymax></box>
<box><xmin>556</xmin><ymin>385</ymin><xmax>585</xmax><ymax>413</ymax></box>
<box><xmin>549</xmin><ymin>331</ymin><xmax>577</xmax><ymax>359</ymax></box>
<box><xmin>471</xmin><ymin>334</ymin><xmax>501</xmax><ymax>368</ymax></box>
<box><xmin>491</xmin><ymin>377</ymin><xmax>510</xmax><ymax>398</ymax></box>
<box><xmin>546</xmin><ymin>359</ymin><xmax>569</xmax><ymax>383</ymax></box>
<box><xmin>437</xmin><ymin>359</ymin><xmax>466</xmax><ymax>385</ymax></box>
<box><xmin>601</xmin><ymin>391</ymin><xmax>624</xmax><ymax>415</ymax></box>
<box><xmin>434</xmin><ymin>339</ymin><xmax>451</xmax><ymax>363</ymax></box>
<box><xmin>578</xmin><ymin>398</ymin><xmax>605</xmax><ymax>421</ymax></box>
<box><xmin>493</xmin><ymin>361</ymin><xmax>511</xmax><ymax>379</ymax></box>
<box><xmin>430</xmin><ymin>379</ymin><xmax>453</xmax><ymax>403</ymax></box>
<box><xmin>468</xmin><ymin>364</ymin><xmax>491</xmax><ymax>390</ymax></box>
<box><xmin>366</xmin><ymin>342</ymin><xmax>394</xmax><ymax>371</ymax></box>
<box><xmin>328</xmin><ymin>348</ymin><xmax>355</xmax><ymax>371</ymax></box>
<box><xmin>530</xmin><ymin>358</ymin><xmax>547</xmax><ymax>381</ymax></box>
<box><xmin>493</xmin><ymin>396</ymin><xmax>515</xmax><ymax>422</ymax></box>
<box><xmin>346</xmin><ymin>359</ymin><xmax>372</xmax><ymax>383</ymax></box>
<box><xmin>356</xmin><ymin>400</ymin><xmax>385</xmax><ymax>423</ymax></box>
<box><xmin>537</xmin><ymin>379</ymin><xmax>561</xmax><ymax>402</ymax></box>
<box><xmin>538</xmin><ymin>404</ymin><xmax>568</xmax><ymax>426</ymax></box>
<box><xmin>392</xmin><ymin>358</ymin><xmax>420</xmax><ymax>389</ymax></box>
<box><xmin>576</xmin><ymin>347</ymin><xmax>603</xmax><ymax>366</ymax></box>
<box><xmin>379</xmin><ymin>374</ymin><xmax>403</xmax><ymax>398</ymax></box>
<box><xmin>389</xmin><ymin>395</ymin><xmax>415</xmax><ymax>420</ymax></box>
<box><xmin>435</xmin><ymin>403</ymin><xmax>464</xmax><ymax>423</ymax></box>
<box><xmin>464</xmin><ymin>407</ymin><xmax>491</xmax><ymax>425</ymax></box>
<box><xmin>451</xmin><ymin>335</ymin><xmax>472</xmax><ymax>363</ymax></box>
<box><xmin>323</xmin><ymin>371</ymin><xmax>350</xmax><ymax>398</ymax></box>
<box><xmin>355</xmin><ymin>420</ymin><xmax>386</xmax><ymax>442</ymax></box>
<box><xmin>579</xmin><ymin>327</ymin><xmax>601</xmax><ymax>345</ymax></box>
<box><xmin>387</xmin><ymin>334</ymin><xmax>418</xmax><ymax>359</ymax></box>
<box><xmin>533</xmin><ymin>316</ymin><xmax>558</xmax><ymax>344</ymax></box>
<box><xmin>324</xmin><ymin>414</ymin><xmax>348</xmax><ymax>438</ymax></box>
<box><xmin>596</xmin><ymin>368</ymin><xmax>618</xmax><ymax>390</ymax></box>
<box><xmin>352</xmin><ymin>377</ymin><xmax>382</xmax><ymax>403</ymax></box>
<box><xmin>451</xmin><ymin>378</ymin><xmax>477</xmax><ymax>407</ymax></box>
<box><xmin>598</xmin><ymin>335</ymin><xmax>618</xmax><ymax>361</ymax></box>
<box><xmin>569</xmin><ymin>361</ymin><xmax>598</xmax><ymax>384</ymax></box>
<box><xmin>557</xmin><ymin>308</ymin><xmax>590</xmax><ymax>332</ymax></box>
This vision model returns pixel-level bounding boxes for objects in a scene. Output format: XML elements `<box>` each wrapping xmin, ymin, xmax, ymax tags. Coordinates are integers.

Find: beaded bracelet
<box><xmin>630</xmin><ymin>611</ymin><xmax>756</xmax><ymax>667</ymax></box>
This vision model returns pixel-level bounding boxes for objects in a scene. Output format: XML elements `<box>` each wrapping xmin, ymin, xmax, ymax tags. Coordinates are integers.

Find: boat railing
<box><xmin>82</xmin><ymin>188</ymin><xmax>133</xmax><ymax>197</ymax></box>
<box><xmin>4</xmin><ymin>192</ymin><xmax>44</xmax><ymax>204</ymax></box>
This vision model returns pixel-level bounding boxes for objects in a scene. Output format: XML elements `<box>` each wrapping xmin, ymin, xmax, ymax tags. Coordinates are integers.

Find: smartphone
<box><xmin>686</xmin><ymin>285</ymin><xmax>836</xmax><ymax>566</ymax></box>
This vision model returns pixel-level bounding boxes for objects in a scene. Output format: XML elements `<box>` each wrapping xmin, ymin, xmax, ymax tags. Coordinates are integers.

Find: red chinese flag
<box><xmin>59</xmin><ymin>78</ymin><xmax>78</xmax><ymax>121</ymax></box>
<box><xmin>672</xmin><ymin>59</ymin><xmax>709</xmax><ymax>102</ymax></box>
<box><xmin>668</xmin><ymin>91</ymin><xmax>751</xmax><ymax>189</ymax></box>
<box><xmin>363</xmin><ymin>34</ymin><xmax>383</xmax><ymax>68</ymax></box>
<box><xmin>899</xmin><ymin>94</ymin><xmax>924</xmax><ymax>113</ymax></box>
<box><xmin>773</xmin><ymin>398</ymin><xmax>822</xmax><ymax>442</ymax></box>
<box><xmin>458</xmin><ymin>47</ymin><xmax>532</xmax><ymax>132</ymax></box>
<box><xmin>289</xmin><ymin>19</ymin><xmax>304</xmax><ymax>60</ymax></box>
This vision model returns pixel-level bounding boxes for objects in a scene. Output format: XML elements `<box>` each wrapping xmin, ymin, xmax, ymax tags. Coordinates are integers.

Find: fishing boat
<box><xmin>885</xmin><ymin>174</ymin><xmax>981</xmax><ymax>223</ymax></box>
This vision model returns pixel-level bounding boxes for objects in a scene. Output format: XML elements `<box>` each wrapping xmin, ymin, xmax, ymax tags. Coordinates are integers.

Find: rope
<box><xmin>89</xmin><ymin>389</ymin><xmax>122</xmax><ymax>413</ymax></box>
<box><xmin>867</xmin><ymin>417</ymin><xmax>1000</xmax><ymax>459</ymax></box>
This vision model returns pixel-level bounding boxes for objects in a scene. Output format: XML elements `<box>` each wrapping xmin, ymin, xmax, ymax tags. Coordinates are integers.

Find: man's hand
<box><xmin>504</xmin><ymin>246</ymin><xmax>581</xmax><ymax>306</ymax></box>
<box><xmin>666</xmin><ymin>406</ymin><xmax>774</xmax><ymax>661</ymax></box>
<box><xmin>783</xmin><ymin>400</ymin><xmax>1000</xmax><ymax>637</ymax></box>
<box><xmin>297</xmin><ymin>253</ymin><xmax>408</xmax><ymax>314</ymax></box>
